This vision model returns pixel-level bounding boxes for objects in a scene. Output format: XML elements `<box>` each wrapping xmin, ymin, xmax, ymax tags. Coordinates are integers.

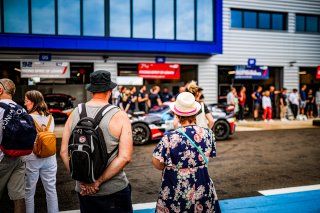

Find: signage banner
<box><xmin>235</xmin><ymin>65</ymin><xmax>269</xmax><ymax>80</ymax></box>
<box><xmin>316</xmin><ymin>66</ymin><xmax>320</xmax><ymax>79</ymax></box>
<box><xmin>138</xmin><ymin>63</ymin><xmax>180</xmax><ymax>79</ymax></box>
<box><xmin>21</xmin><ymin>61</ymin><xmax>70</xmax><ymax>78</ymax></box>
<box><xmin>116</xmin><ymin>76</ymin><xmax>143</xmax><ymax>86</ymax></box>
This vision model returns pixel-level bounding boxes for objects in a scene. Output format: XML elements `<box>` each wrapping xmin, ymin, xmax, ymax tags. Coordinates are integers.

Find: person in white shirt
<box><xmin>227</xmin><ymin>87</ymin><xmax>236</xmax><ymax>106</ymax></box>
<box><xmin>262</xmin><ymin>91</ymin><xmax>273</xmax><ymax>122</ymax></box>
<box><xmin>288</xmin><ymin>89</ymin><xmax>299</xmax><ymax>119</ymax></box>
<box><xmin>24</xmin><ymin>90</ymin><xmax>58</xmax><ymax>213</ymax></box>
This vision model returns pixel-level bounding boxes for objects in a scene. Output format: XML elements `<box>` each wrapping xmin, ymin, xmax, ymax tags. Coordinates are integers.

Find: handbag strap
<box><xmin>177</xmin><ymin>129</ymin><xmax>208</xmax><ymax>165</ymax></box>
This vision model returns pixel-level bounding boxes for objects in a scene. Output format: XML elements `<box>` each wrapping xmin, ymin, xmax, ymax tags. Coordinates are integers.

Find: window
<box><xmin>133</xmin><ymin>0</ymin><xmax>152</xmax><ymax>38</ymax></box>
<box><xmin>259</xmin><ymin>12</ymin><xmax>270</xmax><ymax>29</ymax></box>
<box><xmin>3</xmin><ymin>0</ymin><xmax>29</xmax><ymax>33</ymax></box>
<box><xmin>197</xmin><ymin>0</ymin><xmax>214</xmax><ymax>41</ymax></box>
<box><xmin>231</xmin><ymin>9</ymin><xmax>287</xmax><ymax>31</ymax></box>
<box><xmin>58</xmin><ymin>0</ymin><xmax>80</xmax><ymax>35</ymax></box>
<box><xmin>231</xmin><ymin>10</ymin><xmax>242</xmax><ymax>28</ymax></box>
<box><xmin>110</xmin><ymin>0</ymin><xmax>130</xmax><ymax>37</ymax></box>
<box><xmin>272</xmin><ymin>13</ymin><xmax>284</xmax><ymax>30</ymax></box>
<box><xmin>296</xmin><ymin>14</ymin><xmax>320</xmax><ymax>33</ymax></box>
<box><xmin>244</xmin><ymin>11</ymin><xmax>257</xmax><ymax>29</ymax></box>
<box><xmin>155</xmin><ymin>0</ymin><xmax>174</xmax><ymax>39</ymax></box>
<box><xmin>176</xmin><ymin>0</ymin><xmax>195</xmax><ymax>40</ymax></box>
<box><xmin>32</xmin><ymin>0</ymin><xmax>55</xmax><ymax>34</ymax></box>
<box><xmin>83</xmin><ymin>0</ymin><xmax>105</xmax><ymax>36</ymax></box>
<box><xmin>306</xmin><ymin>16</ymin><xmax>318</xmax><ymax>32</ymax></box>
<box><xmin>296</xmin><ymin>15</ymin><xmax>305</xmax><ymax>32</ymax></box>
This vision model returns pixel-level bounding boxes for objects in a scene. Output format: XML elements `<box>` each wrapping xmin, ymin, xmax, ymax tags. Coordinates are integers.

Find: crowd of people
<box><xmin>112</xmin><ymin>83</ymin><xmax>206</xmax><ymax>114</ymax></box>
<box><xmin>1</xmin><ymin>72</ymin><xmax>319</xmax><ymax>213</ymax></box>
<box><xmin>0</xmin><ymin>73</ymin><xmax>221</xmax><ymax>213</ymax></box>
<box><xmin>226</xmin><ymin>84</ymin><xmax>320</xmax><ymax>122</ymax></box>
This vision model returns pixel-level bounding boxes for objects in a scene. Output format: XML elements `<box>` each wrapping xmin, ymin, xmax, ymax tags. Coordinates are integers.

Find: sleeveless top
<box><xmin>70</xmin><ymin>104</ymin><xmax>129</xmax><ymax>196</ymax></box>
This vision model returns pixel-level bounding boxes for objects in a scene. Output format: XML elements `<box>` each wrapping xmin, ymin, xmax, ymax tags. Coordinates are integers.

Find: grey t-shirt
<box><xmin>71</xmin><ymin>104</ymin><xmax>129</xmax><ymax>196</ymax></box>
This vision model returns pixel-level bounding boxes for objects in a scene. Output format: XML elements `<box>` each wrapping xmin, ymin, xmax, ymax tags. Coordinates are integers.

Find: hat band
<box><xmin>174</xmin><ymin>106</ymin><xmax>197</xmax><ymax>115</ymax></box>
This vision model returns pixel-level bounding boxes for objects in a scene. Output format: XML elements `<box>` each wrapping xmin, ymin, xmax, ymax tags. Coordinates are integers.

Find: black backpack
<box><xmin>68</xmin><ymin>104</ymin><xmax>119</xmax><ymax>183</ymax></box>
<box><xmin>0</xmin><ymin>102</ymin><xmax>37</xmax><ymax>157</ymax></box>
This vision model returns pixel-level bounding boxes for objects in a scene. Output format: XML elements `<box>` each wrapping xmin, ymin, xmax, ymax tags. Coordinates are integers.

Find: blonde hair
<box><xmin>187</xmin><ymin>81</ymin><xmax>198</xmax><ymax>96</ymax></box>
<box><xmin>122</xmin><ymin>89</ymin><xmax>131</xmax><ymax>102</ymax></box>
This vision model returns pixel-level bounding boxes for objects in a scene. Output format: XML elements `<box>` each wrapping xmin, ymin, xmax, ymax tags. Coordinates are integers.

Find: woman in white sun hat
<box><xmin>152</xmin><ymin>92</ymin><xmax>220</xmax><ymax>213</ymax></box>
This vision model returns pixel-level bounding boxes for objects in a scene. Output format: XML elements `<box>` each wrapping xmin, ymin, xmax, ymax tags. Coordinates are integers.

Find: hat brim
<box><xmin>170</xmin><ymin>101</ymin><xmax>201</xmax><ymax>116</ymax></box>
<box><xmin>86</xmin><ymin>81</ymin><xmax>117</xmax><ymax>93</ymax></box>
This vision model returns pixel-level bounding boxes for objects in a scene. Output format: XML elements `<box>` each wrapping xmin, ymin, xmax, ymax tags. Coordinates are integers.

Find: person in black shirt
<box><xmin>137</xmin><ymin>85</ymin><xmax>148</xmax><ymax>112</ymax></box>
<box><xmin>160</xmin><ymin>87</ymin><xmax>174</xmax><ymax>103</ymax></box>
<box><xmin>119</xmin><ymin>89</ymin><xmax>132</xmax><ymax>113</ymax></box>
<box><xmin>306</xmin><ymin>88</ymin><xmax>315</xmax><ymax>119</ymax></box>
<box><xmin>148</xmin><ymin>86</ymin><xmax>162</xmax><ymax>110</ymax></box>
<box><xmin>128</xmin><ymin>86</ymin><xmax>137</xmax><ymax>113</ymax></box>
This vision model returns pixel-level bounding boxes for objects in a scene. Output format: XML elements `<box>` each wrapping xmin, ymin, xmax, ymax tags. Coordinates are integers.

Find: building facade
<box><xmin>0</xmin><ymin>0</ymin><xmax>319</xmax><ymax>107</ymax></box>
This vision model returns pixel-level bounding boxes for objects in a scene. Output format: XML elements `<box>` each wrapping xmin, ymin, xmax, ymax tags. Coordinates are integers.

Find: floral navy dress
<box><xmin>153</xmin><ymin>125</ymin><xmax>217</xmax><ymax>213</ymax></box>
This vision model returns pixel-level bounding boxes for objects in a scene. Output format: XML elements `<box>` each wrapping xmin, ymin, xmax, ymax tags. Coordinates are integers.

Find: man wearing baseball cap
<box><xmin>60</xmin><ymin>70</ymin><xmax>133</xmax><ymax>212</ymax></box>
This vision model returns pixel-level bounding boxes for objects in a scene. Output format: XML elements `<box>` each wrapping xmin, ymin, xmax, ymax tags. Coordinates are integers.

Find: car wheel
<box><xmin>132</xmin><ymin>123</ymin><xmax>151</xmax><ymax>145</ymax></box>
<box><xmin>213</xmin><ymin>120</ymin><xmax>230</xmax><ymax>141</ymax></box>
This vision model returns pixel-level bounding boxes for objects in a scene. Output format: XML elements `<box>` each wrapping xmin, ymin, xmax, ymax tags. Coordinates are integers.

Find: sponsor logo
<box><xmin>79</xmin><ymin>136</ymin><xmax>86</xmax><ymax>143</ymax></box>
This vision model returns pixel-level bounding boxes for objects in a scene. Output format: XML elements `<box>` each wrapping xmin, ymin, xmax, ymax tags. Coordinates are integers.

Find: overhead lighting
<box><xmin>299</xmin><ymin>71</ymin><xmax>307</xmax><ymax>75</ymax></box>
<box><xmin>228</xmin><ymin>71</ymin><xmax>236</xmax><ymax>75</ymax></box>
<box><xmin>14</xmin><ymin>68</ymin><xmax>21</xmax><ymax>72</ymax></box>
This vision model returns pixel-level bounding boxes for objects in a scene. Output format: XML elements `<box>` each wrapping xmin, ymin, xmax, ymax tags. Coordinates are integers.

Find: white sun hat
<box><xmin>170</xmin><ymin>92</ymin><xmax>201</xmax><ymax>116</ymax></box>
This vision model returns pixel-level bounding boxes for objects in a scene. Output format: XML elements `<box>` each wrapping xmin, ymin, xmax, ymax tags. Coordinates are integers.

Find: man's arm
<box><xmin>80</xmin><ymin>111</ymin><xmax>133</xmax><ymax>195</ymax></box>
<box><xmin>60</xmin><ymin>111</ymin><xmax>74</xmax><ymax>172</ymax></box>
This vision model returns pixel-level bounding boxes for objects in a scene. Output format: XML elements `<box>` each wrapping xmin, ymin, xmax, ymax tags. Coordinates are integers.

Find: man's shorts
<box><xmin>300</xmin><ymin>101</ymin><xmax>306</xmax><ymax>108</ymax></box>
<box><xmin>0</xmin><ymin>156</ymin><xmax>26</xmax><ymax>200</ymax></box>
<box><xmin>254</xmin><ymin>103</ymin><xmax>261</xmax><ymax>111</ymax></box>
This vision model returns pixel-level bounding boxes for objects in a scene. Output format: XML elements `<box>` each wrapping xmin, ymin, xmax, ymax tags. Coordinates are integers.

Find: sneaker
<box><xmin>264</xmin><ymin>119</ymin><xmax>268</xmax><ymax>122</ymax></box>
<box><xmin>243</xmin><ymin>119</ymin><xmax>248</xmax><ymax>123</ymax></box>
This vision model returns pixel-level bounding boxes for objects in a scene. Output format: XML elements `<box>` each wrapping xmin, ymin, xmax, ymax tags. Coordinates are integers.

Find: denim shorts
<box><xmin>78</xmin><ymin>184</ymin><xmax>133</xmax><ymax>213</ymax></box>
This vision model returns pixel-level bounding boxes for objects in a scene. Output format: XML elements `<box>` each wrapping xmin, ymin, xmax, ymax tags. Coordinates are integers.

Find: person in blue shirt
<box><xmin>300</xmin><ymin>84</ymin><xmax>307</xmax><ymax>115</ymax></box>
<box><xmin>251</xmin><ymin>86</ymin><xmax>263</xmax><ymax>121</ymax></box>
<box><xmin>160</xmin><ymin>87</ymin><xmax>174</xmax><ymax>103</ymax></box>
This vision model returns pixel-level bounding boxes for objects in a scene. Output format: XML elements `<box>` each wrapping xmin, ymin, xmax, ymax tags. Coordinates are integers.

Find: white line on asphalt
<box><xmin>259</xmin><ymin>184</ymin><xmax>320</xmax><ymax>196</ymax></box>
<box><xmin>133</xmin><ymin>202</ymin><xmax>157</xmax><ymax>210</ymax></box>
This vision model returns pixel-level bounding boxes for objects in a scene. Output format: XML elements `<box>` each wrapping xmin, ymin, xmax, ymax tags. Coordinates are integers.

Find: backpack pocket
<box><xmin>69</xmin><ymin>144</ymin><xmax>93</xmax><ymax>183</ymax></box>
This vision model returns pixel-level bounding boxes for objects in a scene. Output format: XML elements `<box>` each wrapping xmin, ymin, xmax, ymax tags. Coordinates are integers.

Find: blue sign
<box><xmin>247</xmin><ymin>58</ymin><xmax>256</xmax><ymax>66</ymax></box>
<box><xmin>39</xmin><ymin>53</ymin><xmax>51</xmax><ymax>61</ymax></box>
<box><xmin>155</xmin><ymin>56</ymin><xmax>166</xmax><ymax>63</ymax></box>
<box><xmin>235</xmin><ymin>65</ymin><xmax>269</xmax><ymax>80</ymax></box>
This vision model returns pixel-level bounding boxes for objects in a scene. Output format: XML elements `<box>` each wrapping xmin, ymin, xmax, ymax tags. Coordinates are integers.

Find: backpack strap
<box><xmin>32</xmin><ymin>118</ymin><xmax>42</xmax><ymax>132</ymax></box>
<box><xmin>78</xmin><ymin>103</ymin><xmax>87</xmax><ymax>119</ymax></box>
<box><xmin>32</xmin><ymin>114</ymin><xmax>53</xmax><ymax>132</ymax></box>
<box><xmin>45</xmin><ymin>114</ymin><xmax>53</xmax><ymax>131</ymax></box>
<box><xmin>94</xmin><ymin>104</ymin><xmax>117</xmax><ymax>125</ymax></box>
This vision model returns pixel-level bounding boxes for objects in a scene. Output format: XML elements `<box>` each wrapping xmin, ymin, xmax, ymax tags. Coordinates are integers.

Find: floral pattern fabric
<box><xmin>153</xmin><ymin>125</ymin><xmax>217</xmax><ymax>213</ymax></box>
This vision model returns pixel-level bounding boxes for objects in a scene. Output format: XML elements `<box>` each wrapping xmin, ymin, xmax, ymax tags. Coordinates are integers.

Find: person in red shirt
<box><xmin>238</xmin><ymin>86</ymin><xmax>247</xmax><ymax>122</ymax></box>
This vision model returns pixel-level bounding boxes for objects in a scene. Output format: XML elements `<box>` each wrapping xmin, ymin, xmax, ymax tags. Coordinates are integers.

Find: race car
<box><xmin>130</xmin><ymin>103</ymin><xmax>236</xmax><ymax>145</ymax></box>
<box><xmin>44</xmin><ymin>93</ymin><xmax>75</xmax><ymax>123</ymax></box>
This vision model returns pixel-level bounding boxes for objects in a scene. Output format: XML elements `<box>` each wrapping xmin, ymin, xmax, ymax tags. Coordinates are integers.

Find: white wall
<box><xmin>211</xmin><ymin>0</ymin><xmax>320</xmax><ymax>96</ymax></box>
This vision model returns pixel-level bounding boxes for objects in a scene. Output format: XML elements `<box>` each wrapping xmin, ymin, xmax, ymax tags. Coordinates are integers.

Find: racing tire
<box><xmin>213</xmin><ymin>120</ymin><xmax>230</xmax><ymax>141</ymax></box>
<box><xmin>132</xmin><ymin>123</ymin><xmax>151</xmax><ymax>145</ymax></box>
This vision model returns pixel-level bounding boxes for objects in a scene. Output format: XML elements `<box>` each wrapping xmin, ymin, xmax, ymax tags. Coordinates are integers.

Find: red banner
<box><xmin>317</xmin><ymin>66</ymin><xmax>320</xmax><ymax>79</ymax></box>
<box><xmin>138</xmin><ymin>63</ymin><xmax>180</xmax><ymax>79</ymax></box>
